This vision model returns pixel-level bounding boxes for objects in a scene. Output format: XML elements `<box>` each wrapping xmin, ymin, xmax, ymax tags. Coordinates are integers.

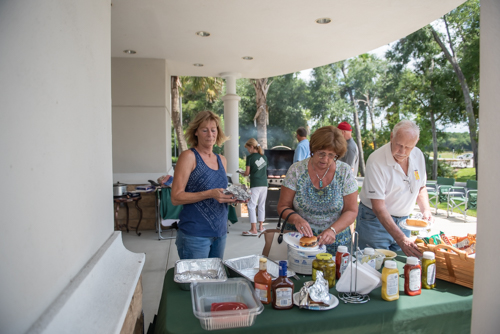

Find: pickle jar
<box><xmin>312</xmin><ymin>253</ymin><xmax>336</xmax><ymax>288</ymax></box>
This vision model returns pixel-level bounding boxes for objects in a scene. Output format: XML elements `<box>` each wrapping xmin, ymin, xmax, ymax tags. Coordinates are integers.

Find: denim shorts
<box><xmin>175</xmin><ymin>229</ymin><xmax>227</xmax><ymax>260</ymax></box>
<box><xmin>355</xmin><ymin>202</ymin><xmax>410</xmax><ymax>252</ymax></box>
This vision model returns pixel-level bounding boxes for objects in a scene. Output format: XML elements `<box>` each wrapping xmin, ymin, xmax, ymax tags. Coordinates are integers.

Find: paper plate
<box><xmin>292</xmin><ymin>292</ymin><xmax>339</xmax><ymax>311</ymax></box>
<box><xmin>283</xmin><ymin>232</ymin><xmax>327</xmax><ymax>252</ymax></box>
<box><xmin>399</xmin><ymin>221</ymin><xmax>430</xmax><ymax>231</ymax></box>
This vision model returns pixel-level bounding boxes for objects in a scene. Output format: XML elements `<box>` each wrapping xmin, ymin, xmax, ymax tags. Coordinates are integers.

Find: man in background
<box><xmin>293</xmin><ymin>127</ymin><xmax>310</xmax><ymax>163</ymax></box>
<box><xmin>337</xmin><ymin>121</ymin><xmax>359</xmax><ymax>177</ymax></box>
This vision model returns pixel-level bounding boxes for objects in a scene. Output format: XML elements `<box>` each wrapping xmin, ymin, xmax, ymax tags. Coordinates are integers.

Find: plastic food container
<box><xmin>174</xmin><ymin>258</ymin><xmax>227</xmax><ymax>291</ymax></box>
<box><xmin>223</xmin><ymin>254</ymin><xmax>296</xmax><ymax>281</ymax></box>
<box><xmin>190</xmin><ymin>278</ymin><xmax>264</xmax><ymax>331</ymax></box>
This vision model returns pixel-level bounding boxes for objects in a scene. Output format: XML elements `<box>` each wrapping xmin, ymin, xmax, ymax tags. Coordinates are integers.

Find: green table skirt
<box><xmin>153</xmin><ymin>254</ymin><xmax>472</xmax><ymax>334</ymax></box>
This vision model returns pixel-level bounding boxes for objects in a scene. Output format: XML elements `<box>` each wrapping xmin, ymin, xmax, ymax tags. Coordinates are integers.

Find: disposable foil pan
<box><xmin>223</xmin><ymin>254</ymin><xmax>296</xmax><ymax>282</ymax></box>
<box><xmin>174</xmin><ymin>258</ymin><xmax>228</xmax><ymax>291</ymax></box>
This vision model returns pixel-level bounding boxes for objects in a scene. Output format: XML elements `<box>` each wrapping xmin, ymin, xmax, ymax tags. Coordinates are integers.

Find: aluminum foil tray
<box><xmin>174</xmin><ymin>258</ymin><xmax>228</xmax><ymax>291</ymax></box>
<box><xmin>223</xmin><ymin>254</ymin><xmax>296</xmax><ymax>282</ymax></box>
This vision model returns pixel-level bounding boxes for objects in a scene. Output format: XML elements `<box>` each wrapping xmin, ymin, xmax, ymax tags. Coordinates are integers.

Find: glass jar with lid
<box><xmin>312</xmin><ymin>253</ymin><xmax>336</xmax><ymax>288</ymax></box>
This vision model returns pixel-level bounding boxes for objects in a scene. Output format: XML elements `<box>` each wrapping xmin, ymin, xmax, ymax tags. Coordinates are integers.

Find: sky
<box><xmin>297</xmin><ymin>44</ymin><xmax>470</xmax><ymax>133</ymax></box>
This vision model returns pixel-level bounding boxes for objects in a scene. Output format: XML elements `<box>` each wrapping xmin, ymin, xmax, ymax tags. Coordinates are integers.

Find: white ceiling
<box><xmin>111</xmin><ymin>0</ymin><xmax>466</xmax><ymax>79</ymax></box>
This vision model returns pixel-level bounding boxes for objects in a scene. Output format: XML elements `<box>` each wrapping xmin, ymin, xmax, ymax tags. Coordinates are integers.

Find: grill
<box><xmin>264</xmin><ymin>146</ymin><xmax>294</xmax><ymax>218</ymax></box>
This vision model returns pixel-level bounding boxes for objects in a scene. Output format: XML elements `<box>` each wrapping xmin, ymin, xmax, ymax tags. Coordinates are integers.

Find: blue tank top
<box><xmin>178</xmin><ymin>148</ymin><xmax>229</xmax><ymax>237</ymax></box>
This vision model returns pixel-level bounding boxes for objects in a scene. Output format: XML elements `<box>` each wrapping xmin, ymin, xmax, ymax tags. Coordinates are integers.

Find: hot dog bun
<box><xmin>406</xmin><ymin>218</ymin><xmax>428</xmax><ymax>227</ymax></box>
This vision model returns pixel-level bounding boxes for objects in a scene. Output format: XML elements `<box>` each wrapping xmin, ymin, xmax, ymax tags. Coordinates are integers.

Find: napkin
<box><xmin>335</xmin><ymin>261</ymin><xmax>381</xmax><ymax>295</ymax></box>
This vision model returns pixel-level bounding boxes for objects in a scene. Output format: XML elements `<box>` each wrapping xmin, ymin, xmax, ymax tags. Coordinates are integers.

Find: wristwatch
<box><xmin>329</xmin><ymin>226</ymin><xmax>337</xmax><ymax>235</ymax></box>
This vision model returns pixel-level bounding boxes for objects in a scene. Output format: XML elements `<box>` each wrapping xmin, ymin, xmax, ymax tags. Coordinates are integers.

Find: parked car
<box><xmin>457</xmin><ymin>153</ymin><xmax>474</xmax><ymax>160</ymax></box>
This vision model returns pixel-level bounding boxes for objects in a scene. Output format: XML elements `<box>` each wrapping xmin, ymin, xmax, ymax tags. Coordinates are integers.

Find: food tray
<box><xmin>223</xmin><ymin>254</ymin><xmax>296</xmax><ymax>281</ymax></box>
<box><xmin>174</xmin><ymin>258</ymin><xmax>228</xmax><ymax>291</ymax></box>
<box><xmin>191</xmin><ymin>278</ymin><xmax>264</xmax><ymax>331</ymax></box>
<box><xmin>416</xmin><ymin>243</ymin><xmax>474</xmax><ymax>289</ymax></box>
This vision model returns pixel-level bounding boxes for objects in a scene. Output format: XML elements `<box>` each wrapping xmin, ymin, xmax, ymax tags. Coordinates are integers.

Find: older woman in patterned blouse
<box><xmin>277</xmin><ymin>126</ymin><xmax>358</xmax><ymax>255</ymax></box>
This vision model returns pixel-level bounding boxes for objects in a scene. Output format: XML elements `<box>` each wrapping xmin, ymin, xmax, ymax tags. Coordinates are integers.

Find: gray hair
<box><xmin>392</xmin><ymin>120</ymin><xmax>420</xmax><ymax>138</ymax></box>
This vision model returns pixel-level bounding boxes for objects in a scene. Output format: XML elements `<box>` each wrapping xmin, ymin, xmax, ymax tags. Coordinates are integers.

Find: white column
<box><xmin>471</xmin><ymin>1</ymin><xmax>500</xmax><ymax>332</ymax></box>
<box><xmin>221</xmin><ymin>72</ymin><xmax>241</xmax><ymax>184</ymax></box>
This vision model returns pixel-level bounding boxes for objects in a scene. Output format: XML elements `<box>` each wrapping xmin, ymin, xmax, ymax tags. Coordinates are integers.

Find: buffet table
<box><xmin>153</xmin><ymin>254</ymin><xmax>472</xmax><ymax>334</ymax></box>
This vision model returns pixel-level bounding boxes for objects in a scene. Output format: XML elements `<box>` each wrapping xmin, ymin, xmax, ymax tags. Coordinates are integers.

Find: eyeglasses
<box><xmin>314</xmin><ymin>151</ymin><xmax>339</xmax><ymax>161</ymax></box>
<box><xmin>403</xmin><ymin>176</ymin><xmax>413</xmax><ymax>193</ymax></box>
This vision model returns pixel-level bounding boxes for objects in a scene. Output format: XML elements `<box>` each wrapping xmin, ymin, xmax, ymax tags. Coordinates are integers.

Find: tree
<box><xmin>384</xmin><ymin>27</ymin><xmax>464</xmax><ymax>179</ymax></box>
<box><xmin>170</xmin><ymin>76</ymin><xmax>223</xmax><ymax>153</ymax></box>
<box><xmin>250</xmin><ymin>78</ymin><xmax>273</xmax><ymax>148</ymax></box>
<box><xmin>339</xmin><ymin>61</ymin><xmax>366</xmax><ymax>176</ymax></box>
<box><xmin>430</xmin><ymin>0</ymin><xmax>479</xmax><ymax>176</ymax></box>
<box><xmin>348</xmin><ymin>54</ymin><xmax>387</xmax><ymax>152</ymax></box>
<box><xmin>239</xmin><ymin>74</ymin><xmax>309</xmax><ymax>154</ymax></box>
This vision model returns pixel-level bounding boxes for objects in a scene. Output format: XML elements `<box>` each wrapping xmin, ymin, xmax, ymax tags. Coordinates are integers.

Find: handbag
<box><xmin>259</xmin><ymin>208</ymin><xmax>297</xmax><ymax>261</ymax></box>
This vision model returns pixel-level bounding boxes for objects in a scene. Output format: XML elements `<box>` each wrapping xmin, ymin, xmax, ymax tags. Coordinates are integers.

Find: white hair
<box><xmin>392</xmin><ymin>120</ymin><xmax>420</xmax><ymax>138</ymax></box>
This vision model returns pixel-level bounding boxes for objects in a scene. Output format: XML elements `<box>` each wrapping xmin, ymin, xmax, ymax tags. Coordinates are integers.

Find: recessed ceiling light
<box><xmin>123</xmin><ymin>50</ymin><xmax>136</xmax><ymax>54</ymax></box>
<box><xmin>242</xmin><ymin>56</ymin><xmax>253</xmax><ymax>60</ymax></box>
<box><xmin>193</xmin><ymin>63</ymin><xmax>204</xmax><ymax>67</ymax></box>
<box><xmin>315</xmin><ymin>18</ymin><xmax>331</xmax><ymax>24</ymax></box>
<box><xmin>196</xmin><ymin>31</ymin><xmax>211</xmax><ymax>37</ymax></box>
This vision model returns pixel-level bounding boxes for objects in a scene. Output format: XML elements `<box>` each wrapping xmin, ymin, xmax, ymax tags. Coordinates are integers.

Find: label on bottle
<box><xmin>275</xmin><ymin>287</ymin><xmax>293</xmax><ymax>307</ymax></box>
<box><xmin>386</xmin><ymin>273</ymin><xmax>399</xmax><ymax>296</ymax></box>
<box><xmin>255</xmin><ymin>283</ymin><xmax>269</xmax><ymax>303</ymax></box>
<box><xmin>409</xmin><ymin>268</ymin><xmax>421</xmax><ymax>291</ymax></box>
<box><xmin>340</xmin><ymin>257</ymin><xmax>349</xmax><ymax>275</ymax></box>
<box><xmin>427</xmin><ymin>264</ymin><xmax>436</xmax><ymax>285</ymax></box>
<box><xmin>367</xmin><ymin>258</ymin><xmax>376</xmax><ymax>269</ymax></box>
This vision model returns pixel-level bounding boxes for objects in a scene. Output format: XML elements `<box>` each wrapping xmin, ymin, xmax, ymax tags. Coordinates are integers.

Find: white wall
<box><xmin>471</xmin><ymin>1</ymin><xmax>500</xmax><ymax>332</ymax></box>
<box><xmin>0</xmin><ymin>1</ymin><xmax>114</xmax><ymax>333</ymax></box>
<box><xmin>112</xmin><ymin>58</ymin><xmax>172</xmax><ymax>184</ymax></box>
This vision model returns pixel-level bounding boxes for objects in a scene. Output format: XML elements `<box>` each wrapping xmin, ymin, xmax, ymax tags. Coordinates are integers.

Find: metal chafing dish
<box><xmin>223</xmin><ymin>254</ymin><xmax>296</xmax><ymax>282</ymax></box>
<box><xmin>174</xmin><ymin>258</ymin><xmax>228</xmax><ymax>291</ymax></box>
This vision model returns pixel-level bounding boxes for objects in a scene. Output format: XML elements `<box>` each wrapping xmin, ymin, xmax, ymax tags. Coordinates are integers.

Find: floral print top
<box><xmin>283</xmin><ymin>158</ymin><xmax>358</xmax><ymax>254</ymax></box>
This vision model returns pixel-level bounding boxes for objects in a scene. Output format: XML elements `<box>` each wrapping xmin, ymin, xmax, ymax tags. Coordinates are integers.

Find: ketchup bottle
<box><xmin>335</xmin><ymin>246</ymin><xmax>349</xmax><ymax>280</ymax></box>
<box><xmin>254</xmin><ymin>258</ymin><xmax>272</xmax><ymax>304</ymax></box>
<box><xmin>404</xmin><ymin>256</ymin><xmax>421</xmax><ymax>296</ymax></box>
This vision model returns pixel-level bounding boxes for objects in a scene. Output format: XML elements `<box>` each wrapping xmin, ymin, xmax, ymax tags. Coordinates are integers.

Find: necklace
<box><xmin>312</xmin><ymin>163</ymin><xmax>332</xmax><ymax>188</ymax></box>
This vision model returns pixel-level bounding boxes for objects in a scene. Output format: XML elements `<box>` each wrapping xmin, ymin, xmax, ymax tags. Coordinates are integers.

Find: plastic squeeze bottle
<box><xmin>381</xmin><ymin>260</ymin><xmax>400</xmax><ymax>301</ymax></box>
<box><xmin>254</xmin><ymin>258</ymin><xmax>272</xmax><ymax>304</ymax></box>
<box><xmin>335</xmin><ymin>245</ymin><xmax>349</xmax><ymax>280</ymax></box>
<box><xmin>271</xmin><ymin>261</ymin><xmax>294</xmax><ymax>310</ymax></box>
<box><xmin>404</xmin><ymin>256</ymin><xmax>421</xmax><ymax>296</ymax></box>
<box><xmin>421</xmin><ymin>251</ymin><xmax>436</xmax><ymax>289</ymax></box>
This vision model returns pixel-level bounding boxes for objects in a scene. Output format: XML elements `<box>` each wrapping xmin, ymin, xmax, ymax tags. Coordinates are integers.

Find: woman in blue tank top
<box><xmin>171</xmin><ymin>110</ymin><xmax>237</xmax><ymax>259</ymax></box>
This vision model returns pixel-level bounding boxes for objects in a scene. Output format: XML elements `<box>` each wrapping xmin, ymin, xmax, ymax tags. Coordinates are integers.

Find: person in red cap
<box><xmin>337</xmin><ymin>121</ymin><xmax>359</xmax><ymax>177</ymax></box>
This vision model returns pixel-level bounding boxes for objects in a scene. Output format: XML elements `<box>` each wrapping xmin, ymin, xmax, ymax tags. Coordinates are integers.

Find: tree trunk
<box><xmin>171</xmin><ymin>76</ymin><xmax>188</xmax><ymax>152</ymax></box>
<box><xmin>366</xmin><ymin>94</ymin><xmax>377</xmax><ymax>150</ymax></box>
<box><xmin>252</xmin><ymin>79</ymin><xmax>271</xmax><ymax>149</ymax></box>
<box><xmin>349</xmin><ymin>92</ymin><xmax>365</xmax><ymax>176</ymax></box>
<box><xmin>430</xmin><ymin>112</ymin><xmax>438</xmax><ymax>180</ymax></box>
<box><xmin>431</xmin><ymin>26</ymin><xmax>478</xmax><ymax>178</ymax></box>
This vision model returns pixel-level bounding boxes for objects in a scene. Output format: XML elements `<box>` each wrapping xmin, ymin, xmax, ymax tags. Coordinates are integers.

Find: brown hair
<box><xmin>310</xmin><ymin>126</ymin><xmax>347</xmax><ymax>158</ymax></box>
<box><xmin>296</xmin><ymin>127</ymin><xmax>308</xmax><ymax>138</ymax></box>
<box><xmin>244</xmin><ymin>138</ymin><xmax>264</xmax><ymax>155</ymax></box>
<box><xmin>186</xmin><ymin>110</ymin><xmax>228</xmax><ymax>148</ymax></box>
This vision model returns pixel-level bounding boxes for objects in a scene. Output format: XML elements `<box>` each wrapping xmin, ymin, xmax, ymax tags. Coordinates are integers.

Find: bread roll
<box><xmin>406</xmin><ymin>218</ymin><xmax>428</xmax><ymax>227</ymax></box>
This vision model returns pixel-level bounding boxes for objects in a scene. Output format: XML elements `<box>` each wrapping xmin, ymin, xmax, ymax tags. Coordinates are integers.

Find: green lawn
<box><xmin>436</xmin><ymin>202</ymin><xmax>477</xmax><ymax>218</ymax></box>
<box><xmin>455</xmin><ymin>168</ymin><xmax>476</xmax><ymax>182</ymax></box>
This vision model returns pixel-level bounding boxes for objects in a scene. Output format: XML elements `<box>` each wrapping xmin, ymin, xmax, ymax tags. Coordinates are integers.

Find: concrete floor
<box><xmin>121</xmin><ymin>206</ymin><xmax>477</xmax><ymax>331</ymax></box>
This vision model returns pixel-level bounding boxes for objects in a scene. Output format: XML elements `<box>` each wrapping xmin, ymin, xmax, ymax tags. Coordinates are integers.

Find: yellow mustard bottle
<box><xmin>421</xmin><ymin>251</ymin><xmax>436</xmax><ymax>289</ymax></box>
<box><xmin>381</xmin><ymin>260</ymin><xmax>399</xmax><ymax>301</ymax></box>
